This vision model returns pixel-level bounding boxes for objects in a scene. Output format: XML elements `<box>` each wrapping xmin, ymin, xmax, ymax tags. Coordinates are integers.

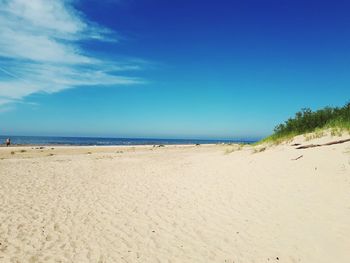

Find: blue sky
<box><xmin>0</xmin><ymin>0</ymin><xmax>349</xmax><ymax>139</ymax></box>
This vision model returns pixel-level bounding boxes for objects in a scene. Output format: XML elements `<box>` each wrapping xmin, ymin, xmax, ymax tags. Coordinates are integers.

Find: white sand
<box><xmin>0</xmin><ymin>135</ymin><xmax>350</xmax><ymax>262</ymax></box>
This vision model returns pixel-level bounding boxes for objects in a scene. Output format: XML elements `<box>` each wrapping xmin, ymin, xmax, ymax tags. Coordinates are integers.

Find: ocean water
<box><xmin>0</xmin><ymin>135</ymin><xmax>256</xmax><ymax>146</ymax></box>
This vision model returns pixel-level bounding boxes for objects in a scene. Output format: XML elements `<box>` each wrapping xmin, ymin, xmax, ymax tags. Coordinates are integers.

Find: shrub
<box><xmin>259</xmin><ymin>101</ymin><xmax>350</xmax><ymax>144</ymax></box>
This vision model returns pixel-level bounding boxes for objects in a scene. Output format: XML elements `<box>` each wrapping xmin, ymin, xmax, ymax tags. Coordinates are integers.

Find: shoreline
<box><xmin>0</xmin><ymin>143</ymin><xmax>226</xmax><ymax>160</ymax></box>
<box><xmin>0</xmin><ymin>135</ymin><xmax>257</xmax><ymax>148</ymax></box>
<box><xmin>0</xmin><ymin>143</ymin><xmax>223</xmax><ymax>149</ymax></box>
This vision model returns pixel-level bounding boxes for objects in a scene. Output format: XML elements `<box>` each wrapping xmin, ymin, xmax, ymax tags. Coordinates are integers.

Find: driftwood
<box><xmin>296</xmin><ymin>138</ymin><xmax>350</xmax><ymax>149</ymax></box>
<box><xmin>291</xmin><ymin>155</ymin><xmax>303</xmax><ymax>160</ymax></box>
<box><xmin>291</xmin><ymin>143</ymin><xmax>301</xmax><ymax>146</ymax></box>
<box><xmin>296</xmin><ymin>144</ymin><xmax>320</xmax><ymax>149</ymax></box>
<box><xmin>323</xmin><ymin>138</ymin><xmax>350</xmax><ymax>145</ymax></box>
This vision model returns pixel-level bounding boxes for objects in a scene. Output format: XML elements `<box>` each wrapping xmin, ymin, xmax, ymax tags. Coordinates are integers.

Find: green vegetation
<box><xmin>259</xmin><ymin>101</ymin><xmax>350</xmax><ymax>144</ymax></box>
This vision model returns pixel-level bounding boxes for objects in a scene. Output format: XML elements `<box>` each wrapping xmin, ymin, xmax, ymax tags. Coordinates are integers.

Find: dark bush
<box><xmin>273</xmin><ymin>101</ymin><xmax>350</xmax><ymax>137</ymax></box>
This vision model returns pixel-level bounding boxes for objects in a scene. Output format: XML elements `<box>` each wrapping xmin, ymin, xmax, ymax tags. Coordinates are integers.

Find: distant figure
<box><xmin>6</xmin><ymin>138</ymin><xmax>10</xmax><ymax>147</ymax></box>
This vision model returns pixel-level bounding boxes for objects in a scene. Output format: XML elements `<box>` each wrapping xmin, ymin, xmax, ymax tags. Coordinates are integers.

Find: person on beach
<box><xmin>6</xmin><ymin>138</ymin><xmax>10</xmax><ymax>147</ymax></box>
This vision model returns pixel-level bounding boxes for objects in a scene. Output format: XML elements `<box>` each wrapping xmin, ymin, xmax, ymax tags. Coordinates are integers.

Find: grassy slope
<box><xmin>256</xmin><ymin>102</ymin><xmax>350</xmax><ymax>145</ymax></box>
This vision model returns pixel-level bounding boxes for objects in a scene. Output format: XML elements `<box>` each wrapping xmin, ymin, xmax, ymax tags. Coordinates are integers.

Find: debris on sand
<box><xmin>291</xmin><ymin>155</ymin><xmax>303</xmax><ymax>161</ymax></box>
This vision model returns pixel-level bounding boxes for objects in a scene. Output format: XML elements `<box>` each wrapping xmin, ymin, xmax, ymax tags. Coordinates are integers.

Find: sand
<box><xmin>0</xmin><ymin>135</ymin><xmax>350</xmax><ymax>263</ymax></box>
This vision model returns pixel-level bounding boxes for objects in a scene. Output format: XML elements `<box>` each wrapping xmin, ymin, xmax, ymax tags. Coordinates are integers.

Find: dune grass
<box><xmin>224</xmin><ymin>144</ymin><xmax>244</xmax><ymax>154</ymax></box>
<box><xmin>257</xmin><ymin>101</ymin><xmax>350</xmax><ymax>145</ymax></box>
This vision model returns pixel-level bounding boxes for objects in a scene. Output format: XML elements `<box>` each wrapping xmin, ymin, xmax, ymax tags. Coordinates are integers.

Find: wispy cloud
<box><xmin>0</xmin><ymin>0</ymin><xmax>142</xmax><ymax>106</ymax></box>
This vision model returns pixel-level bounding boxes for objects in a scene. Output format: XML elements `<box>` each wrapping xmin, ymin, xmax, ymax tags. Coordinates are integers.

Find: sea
<box><xmin>0</xmin><ymin>135</ymin><xmax>257</xmax><ymax>146</ymax></box>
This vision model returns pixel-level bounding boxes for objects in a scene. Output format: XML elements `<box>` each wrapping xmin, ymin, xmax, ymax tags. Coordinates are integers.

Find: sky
<box><xmin>0</xmin><ymin>0</ymin><xmax>349</xmax><ymax>139</ymax></box>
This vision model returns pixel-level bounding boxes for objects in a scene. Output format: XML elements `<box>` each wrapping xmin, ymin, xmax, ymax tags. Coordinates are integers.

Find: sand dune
<box><xmin>0</xmin><ymin>136</ymin><xmax>350</xmax><ymax>262</ymax></box>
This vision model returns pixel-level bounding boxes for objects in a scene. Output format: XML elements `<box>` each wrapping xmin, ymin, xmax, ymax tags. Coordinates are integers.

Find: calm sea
<box><xmin>0</xmin><ymin>135</ymin><xmax>257</xmax><ymax>146</ymax></box>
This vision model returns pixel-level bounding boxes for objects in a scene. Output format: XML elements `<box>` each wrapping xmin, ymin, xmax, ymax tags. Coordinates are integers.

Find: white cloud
<box><xmin>0</xmin><ymin>0</ymin><xmax>142</xmax><ymax>107</ymax></box>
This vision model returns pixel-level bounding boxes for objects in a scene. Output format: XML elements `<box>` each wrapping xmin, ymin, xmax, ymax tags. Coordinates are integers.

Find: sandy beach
<box><xmin>1</xmin><ymin>135</ymin><xmax>350</xmax><ymax>263</ymax></box>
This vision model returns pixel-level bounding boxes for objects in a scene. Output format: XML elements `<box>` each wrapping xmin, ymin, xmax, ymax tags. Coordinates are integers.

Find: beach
<box><xmin>0</xmin><ymin>135</ymin><xmax>350</xmax><ymax>263</ymax></box>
